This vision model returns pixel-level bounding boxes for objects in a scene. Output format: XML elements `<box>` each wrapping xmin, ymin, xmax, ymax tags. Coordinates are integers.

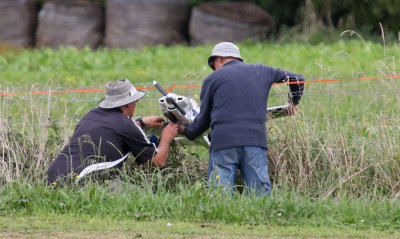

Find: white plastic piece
<box><xmin>76</xmin><ymin>153</ymin><xmax>129</xmax><ymax>182</ymax></box>
<box><xmin>158</xmin><ymin>93</ymin><xmax>199</xmax><ymax>125</ymax></box>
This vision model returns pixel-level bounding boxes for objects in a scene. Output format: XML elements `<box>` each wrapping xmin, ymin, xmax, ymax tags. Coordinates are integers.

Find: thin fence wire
<box><xmin>0</xmin><ymin>72</ymin><xmax>399</xmax><ymax>126</ymax></box>
<box><xmin>1</xmin><ymin>71</ymin><xmax>400</xmax><ymax>98</ymax></box>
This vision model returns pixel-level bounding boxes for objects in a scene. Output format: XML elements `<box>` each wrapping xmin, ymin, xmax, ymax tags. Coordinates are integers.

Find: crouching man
<box><xmin>47</xmin><ymin>78</ymin><xmax>178</xmax><ymax>185</ymax></box>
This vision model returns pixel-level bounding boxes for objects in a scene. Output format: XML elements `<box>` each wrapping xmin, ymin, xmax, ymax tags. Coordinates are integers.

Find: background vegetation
<box><xmin>189</xmin><ymin>0</ymin><xmax>400</xmax><ymax>34</ymax></box>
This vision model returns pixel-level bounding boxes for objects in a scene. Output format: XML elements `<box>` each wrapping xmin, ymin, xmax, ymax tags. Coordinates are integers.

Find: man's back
<box><xmin>47</xmin><ymin>107</ymin><xmax>155</xmax><ymax>184</ymax></box>
<box><xmin>205</xmin><ymin>60</ymin><xmax>277</xmax><ymax>150</ymax></box>
<box><xmin>185</xmin><ymin>60</ymin><xmax>304</xmax><ymax>151</ymax></box>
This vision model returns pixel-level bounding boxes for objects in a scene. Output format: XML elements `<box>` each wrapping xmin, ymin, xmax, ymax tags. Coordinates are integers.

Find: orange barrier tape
<box><xmin>274</xmin><ymin>75</ymin><xmax>400</xmax><ymax>85</ymax></box>
<box><xmin>0</xmin><ymin>88</ymin><xmax>105</xmax><ymax>96</ymax></box>
<box><xmin>0</xmin><ymin>75</ymin><xmax>399</xmax><ymax>96</ymax></box>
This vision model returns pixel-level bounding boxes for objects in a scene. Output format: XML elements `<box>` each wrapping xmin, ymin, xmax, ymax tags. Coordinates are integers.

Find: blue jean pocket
<box><xmin>246</xmin><ymin>147</ymin><xmax>268</xmax><ymax>168</ymax></box>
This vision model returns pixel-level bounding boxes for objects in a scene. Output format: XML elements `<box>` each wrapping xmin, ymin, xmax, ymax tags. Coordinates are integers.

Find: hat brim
<box><xmin>98</xmin><ymin>90</ymin><xmax>146</xmax><ymax>109</ymax></box>
<box><xmin>208</xmin><ymin>56</ymin><xmax>217</xmax><ymax>70</ymax></box>
<box><xmin>207</xmin><ymin>55</ymin><xmax>243</xmax><ymax>70</ymax></box>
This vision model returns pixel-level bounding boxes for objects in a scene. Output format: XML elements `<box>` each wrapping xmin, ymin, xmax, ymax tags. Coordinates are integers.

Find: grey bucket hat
<box><xmin>208</xmin><ymin>42</ymin><xmax>243</xmax><ymax>70</ymax></box>
<box><xmin>98</xmin><ymin>78</ymin><xmax>146</xmax><ymax>109</ymax></box>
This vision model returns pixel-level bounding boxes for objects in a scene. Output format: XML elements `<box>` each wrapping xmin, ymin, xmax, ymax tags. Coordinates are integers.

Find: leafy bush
<box><xmin>311</xmin><ymin>0</ymin><xmax>400</xmax><ymax>32</ymax></box>
<box><xmin>187</xmin><ymin>0</ymin><xmax>399</xmax><ymax>35</ymax></box>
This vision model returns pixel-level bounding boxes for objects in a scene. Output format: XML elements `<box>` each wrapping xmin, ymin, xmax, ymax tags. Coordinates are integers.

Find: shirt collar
<box><xmin>222</xmin><ymin>59</ymin><xmax>242</xmax><ymax>68</ymax></box>
<box><xmin>98</xmin><ymin>107</ymin><xmax>122</xmax><ymax>113</ymax></box>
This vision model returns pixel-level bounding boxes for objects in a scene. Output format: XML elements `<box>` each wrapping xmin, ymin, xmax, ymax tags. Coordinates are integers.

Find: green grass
<box><xmin>1</xmin><ymin>216</ymin><xmax>400</xmax><ymax>238</ymax></box>
<box><xmin>0</xmin><ymin>39</ymin><xmax>398</xmax><ymax>88</ymax></box>
<box><xmin>1</xmin><ymin>182</ymin><xmax>400</xmax><ymax>230</ymax></box>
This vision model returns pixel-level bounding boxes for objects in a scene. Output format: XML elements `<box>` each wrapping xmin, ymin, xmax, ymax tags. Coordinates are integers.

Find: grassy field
<box><xmin>1</xmin><ymin>183</ymin><xmax>400</xmax><ymax>237</ymax></box>
<box><xmin>1</xmin><ymin>216</ymin><xmax>400</xmax><ymax>238</ymax></box>
<box><xmin>0</xmin><ymin>35</ymin><xmax>400</xmax><ymax>237</ymax></box>
<box><xmin>0</xmin><ymin>37</ymin><xmax>398</xmax><ymax>88</ymax></box>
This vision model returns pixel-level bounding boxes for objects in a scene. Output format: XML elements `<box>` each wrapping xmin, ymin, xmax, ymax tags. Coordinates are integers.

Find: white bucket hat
<box><xmin>208</xmin><ymin>42</ymin><xmax>243</xmax><ymax>70</ymax></box>
<box><xmin>98</xmin><ymin>78</ymin><xmax>146</xmax><ymax>109</ymax></box>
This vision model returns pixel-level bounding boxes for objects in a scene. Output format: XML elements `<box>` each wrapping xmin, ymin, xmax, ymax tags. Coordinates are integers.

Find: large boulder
<box><xmin>0</xmin><ymin>0</ymin><xmax>37</xmax><ymax>47</ymax></box>
<box><xmin>189</xmin><ymin>2</ymin><xmax>274</xmax><ymax>45</ymax></box>
<box><xmin>35</xmin><ymin>0</ymin><xmax>104</xmax><ymax>49</ymax></box>
<box><xmin>105</xmin><ymin>0</ymin><xmax>191</xmax><ymax>49</ymax></box>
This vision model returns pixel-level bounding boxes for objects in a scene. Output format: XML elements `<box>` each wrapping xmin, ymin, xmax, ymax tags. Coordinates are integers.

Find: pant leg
<box><xmin>239</xmin><ymin>146</ymin><xmax>271</xmax><ymax>195</ymax></box>
<box><xmin>208</xmin><ymin>147</ymin><xmax>239</xmax><ymax>194</ymax></box>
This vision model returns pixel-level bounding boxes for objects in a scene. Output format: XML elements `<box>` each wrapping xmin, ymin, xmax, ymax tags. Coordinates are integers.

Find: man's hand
<box><xmin>151</xmin><ymin>122</ymin><xmax>178</xmax><ymax>168</ymax></box>
<box><xmin>141</xmin><ymin>116</ymin><xmax>165</xmax><ymax>127</ymax></box>
<box><xmin>161</xmin><ymin>122</ymin><xmax>178</xmax><ymax>142</ymax></box>
<box><xmin>285</xmin><ymin>104</ymin><xmax>298</xmax><ymax>116</ymax></box>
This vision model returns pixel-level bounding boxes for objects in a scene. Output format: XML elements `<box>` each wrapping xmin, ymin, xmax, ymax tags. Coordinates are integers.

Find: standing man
<box><xmin>178</xmin><ymin>42</ymin><xmax>305</xmax><ymax>195</ymax></box>
<box><xmin>48</xmin><ymin>78</ymin><xmax>178</xmax><ymax>185</ymax></box>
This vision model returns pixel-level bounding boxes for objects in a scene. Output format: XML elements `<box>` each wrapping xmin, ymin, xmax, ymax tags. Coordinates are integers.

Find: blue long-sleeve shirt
<box><xmin>183</xmin><ymin>60</ymin><xmax>304</xmax><ymax>151</ymax></box>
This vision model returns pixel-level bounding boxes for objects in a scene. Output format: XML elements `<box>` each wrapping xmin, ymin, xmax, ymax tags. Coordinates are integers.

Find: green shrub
<box><xmin>187</xmin><ymin>0</ymin><xmax>399</xmax><ymax>36</ymax></box>
<box><xmin>311</xmin><ymin>0</ymin><xmax>400</xmax><ymax>32</ymax></box>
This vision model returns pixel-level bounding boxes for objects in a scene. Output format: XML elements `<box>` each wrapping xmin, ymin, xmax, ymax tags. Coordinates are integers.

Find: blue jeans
<box><xmin>208</xmin><ymin>146</ymin><xmax>271</xmax><ymax>195</ymax></box>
